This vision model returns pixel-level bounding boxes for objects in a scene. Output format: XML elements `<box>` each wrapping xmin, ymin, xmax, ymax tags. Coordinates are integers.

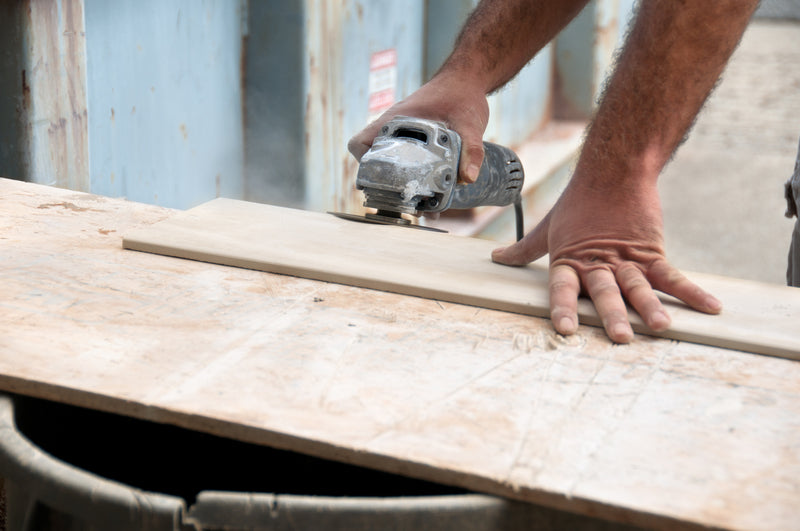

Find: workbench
<box><xmin>1</xmin><ymin>177</ymin><xmax>798</xmax><ymax>530</ymax></box>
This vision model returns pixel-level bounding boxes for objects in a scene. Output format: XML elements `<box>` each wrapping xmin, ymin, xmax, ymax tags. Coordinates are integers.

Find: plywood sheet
<box><xmin>123</xmin><ymin>198</ymin><xmax>800</xmax><ymax>360</ymax></box>
<box><xmin>3</xmin><ymin>178</ymin><xmax>800</xmax><ymax>531</ymax></box>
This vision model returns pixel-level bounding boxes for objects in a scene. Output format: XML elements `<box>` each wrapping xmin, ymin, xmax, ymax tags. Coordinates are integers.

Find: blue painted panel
<box><xmin>245</xmin><ymin>0</ymin><xmax>425</xmax><ymax>213</ymax></box>
<box><xmin>0</xmin><ymin>6</ymin><xmax>29</xmax><ymax>183</ymax></box>
<box><xmin>3</xmin><ymin>0</ymin><xmax>90</xmax><ymax>190</ymax></box>
<box><xmin>244</xmin><ymin>0</ymin><xmax>306</xmax><ymax>207</ymax></box>
<box><xmin>339</xmin><ymin>1</ymin><xmax>425</xmax><ymax>134</ymax></box>
<box><xmin>554</xmin><ymin>3</ymin><xmax>596</xmax><ymax>119</ymax></box>
<box><xmin>424</xmin><ymin>0</ymin><xmax>474</xmax><ymax>81</ymax></box>
<box><xmin>85</xmin><ymin>0</ymin><xmax>245</xmax><ymax>209</ymax></box>
<box><xmin>617</xmin><ymin>0</ymin><xmax>637</xmax><ymax>47</ymax></box>
<box><xmin>485</xmin><ymin>48</ymin><xmax>552</xmax><ymax>146</ymax></box>
<box><xmin>303</xmin><ymin>0</ymin><xmax>426</xmax><ymax>213</ymax></box>
<box><xmin>555</xmin><ymin>0</ymin><xmax>636</xmax><ymax>119</ymax></box>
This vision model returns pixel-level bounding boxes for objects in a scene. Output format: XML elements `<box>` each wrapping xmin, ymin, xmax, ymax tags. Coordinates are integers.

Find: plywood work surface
<box><xmin>2</xmin><ymin>178</ymin><xmax>800</xmax><ymax>531</ymax></box>
<box><xmin>124</xmin><ymin>198</ymin><xmax>800</xmax><ymax>360</ymax></box>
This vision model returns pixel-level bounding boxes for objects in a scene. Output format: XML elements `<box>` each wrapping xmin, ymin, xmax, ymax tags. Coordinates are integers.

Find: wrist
<box><xmin>573</xmin><ymin>110</ymin><xmax>671</xmax><ymax>192</ymax></box>
<box><xmin>430</xmin><ymin>62</ymin><xmax>492</xmax><ymax>96</ymax></box>
<box><xmin>571</xmin><ymin>141</ymin><xmax>665</xmax><ymax>199</ymax></box>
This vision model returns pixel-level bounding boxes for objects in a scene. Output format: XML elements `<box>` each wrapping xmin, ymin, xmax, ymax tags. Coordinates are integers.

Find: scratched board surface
<box><xmin>123</xmin><ymin>198</ymin><xmax>800</xmax><ymax>360</ymax></box>
<box><xmin>2</xmin><ymin>178</ymin><xmax>800</xmax><ymax>531</ymax></box>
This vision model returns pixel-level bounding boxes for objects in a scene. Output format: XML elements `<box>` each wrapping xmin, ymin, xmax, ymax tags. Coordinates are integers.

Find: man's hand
<box><xmin>346</xmin><ymin>0</ymin><xmax>755</xmax><ymax>344</ymax></box>
<box><xmin>348</xmin><ymin>0</ymin><xmax>589</xmax><ymax>183</ymax></box>
<box><xmin>491</xmin><ymin>173</ymin><xmax>722</xmax><ymax>343</ymax></box>
<box><xmin>489</xmin><ymin>0</ymin><xmax>754</xmax><ymax>343</ymax></box>
<box><xmin>347</xmin><ymin>73</ymin><xmax>490</xmax><ymax>184</ymax></box>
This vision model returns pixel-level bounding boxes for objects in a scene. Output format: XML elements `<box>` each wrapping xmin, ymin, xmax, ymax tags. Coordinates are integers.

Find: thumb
<box><xmin>347</xmin><ymin>136</ymin><xmax>370</xmax><ymax>162</ymax></box>
<box><xmin>491</xmin><ymin>212</ymin><xmax>550</xmax><ymax>266</ymax></box>
<box><xmin>347</xmin><ymin>120</ymin><xmax>385</xmax><ymax>161</ymax></box>
<box><xmin>458</xmin><ymin>138</ymin><xmax>485</xmax><ymax>184</ymax></box>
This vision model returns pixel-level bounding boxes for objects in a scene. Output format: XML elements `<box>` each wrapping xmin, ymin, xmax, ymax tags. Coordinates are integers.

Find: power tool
<box><xmin>333</xmin><ymin>116</ymin><xmax>525</xmax><ymax>240</ymax></box>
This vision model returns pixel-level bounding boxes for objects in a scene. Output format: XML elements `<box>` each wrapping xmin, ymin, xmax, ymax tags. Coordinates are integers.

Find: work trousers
<box><xmin>786</xmin><ymin>137</ymin><xmax>800</xmax><ymax>287</ymax></box>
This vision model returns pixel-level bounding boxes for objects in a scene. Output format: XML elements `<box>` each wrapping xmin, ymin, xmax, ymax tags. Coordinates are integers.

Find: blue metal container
<box><xmin>84</xmin><ymin>0</ymin><xmax>246</xmax><ymax>209</ymax></box>
<box><xmin>0</xmin><ymin>0</ymin><xmax>247</xmax><ymax>211</ymax></box>
<box><xmin>0</xmin><ymin>0</ymin><xmax>634</xmax><ymax>215</ymax></box>
<box><xmin>554</xmin><ymin>0</ymin><xmax>636</xmax><ymax>119</ymax></box>
<box><xmin>246</xmin><ymin>0</ymin><xmax>426</xmax><ymax>214</ymax></box>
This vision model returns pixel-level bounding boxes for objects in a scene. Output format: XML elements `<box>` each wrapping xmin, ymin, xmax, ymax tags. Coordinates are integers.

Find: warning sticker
<box><xmin>368</xmin><ymin>49</ymin><xmax>397</xmax><ymax>122</ymax></box>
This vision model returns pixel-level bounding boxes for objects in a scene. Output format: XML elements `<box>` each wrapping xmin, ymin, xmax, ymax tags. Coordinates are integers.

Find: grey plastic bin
<box><xmin>0</xmin><ymin>394</ymin><xmax>185</xmax><ymax>531</ymax></box>
<box><xmin>0</xmin><ymin>393</ymin><xmax>641</xmax><ymax>530</ymax></box>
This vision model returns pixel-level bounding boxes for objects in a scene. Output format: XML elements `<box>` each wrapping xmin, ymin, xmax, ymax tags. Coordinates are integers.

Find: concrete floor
<box><xmin>659</xmin><ymin>19</ymin><xmax>800</xmax><ymax>285</ymax></box>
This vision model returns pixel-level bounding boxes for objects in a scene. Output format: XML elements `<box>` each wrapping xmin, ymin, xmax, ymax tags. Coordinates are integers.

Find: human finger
<box><xmin>616</xmin><ymin>263</ymin><xmax>671</xmax><ymax>331</ymax></box>
<box><xmin>491</xmin><ymin>212</ymin><xmax>550</xmax><ymax>266</ymax></box>
<box><xmin>347</xmin><ymin>119</ymin><xmax>384</xmax><ymax>161</ymax></box>
<box><xmin>584</xmin><ymin>268</ymin><xmax>634</xmax><ymax>343</ymax></box>
<box><xmin>458</xmin><ymin>138</ymin><xmax>485</xmax><ymax>183</ymax></box>
<box><xmin>646</xmin><ymin>259</ymin><xmax>722</xmax><ymax>314</ymax></box>
<box><xmin>549</xmin><ymin>264</ymin><xmax>581</xmax><ymax>335</ymax></box>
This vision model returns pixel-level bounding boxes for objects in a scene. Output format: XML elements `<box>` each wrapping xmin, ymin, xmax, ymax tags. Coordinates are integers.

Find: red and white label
<box><xmin>368</xmin><ymin>49</ymin><xmax>397</xmax><ymax>121</ymax></box>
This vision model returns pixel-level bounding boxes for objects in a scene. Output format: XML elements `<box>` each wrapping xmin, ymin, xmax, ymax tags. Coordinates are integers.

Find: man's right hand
<box><xmin>347</xmin><ymin>73</ymin><xmax>490</xmax><ymax>184</ymax></box>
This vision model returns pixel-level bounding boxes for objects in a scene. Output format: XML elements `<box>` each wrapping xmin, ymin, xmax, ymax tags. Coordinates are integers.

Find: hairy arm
<box><xmin>585</xmin><ymin>0</ymin><xmax>758</xmax><ymax>185</ymax></box>
<box><xmin>348</xmin><ymin>0</ymin><xmax>589</xmax><ymax>182</ymax></box>
<box><xmin>442</xmin><ymin>0</ymin><xmax>590</xmax><ymax>94</ymax></box>
<box><xmin>492</xmin><ymin>0</ymin><xmax>760</xmax><ymax>342</ymax></box>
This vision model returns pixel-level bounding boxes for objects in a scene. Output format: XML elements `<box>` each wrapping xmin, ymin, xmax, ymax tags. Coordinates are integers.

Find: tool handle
<box><xmin>449</xmin><ymin>142</ymin><xmax>524</xmax><ymax>209</ymax></box>
<box><xmin>450</xmin><ymin>142</ymin><xmax>525</xmax><ymax>241</ymax></box>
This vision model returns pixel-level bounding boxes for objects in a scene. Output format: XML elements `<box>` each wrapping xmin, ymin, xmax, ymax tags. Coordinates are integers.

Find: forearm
<box><xmin>492</xmin><ymin>0</ymin><xmax>758</xmax><ymax>343</ymax></box>
<box><xmin>439</xmin><ymin>0</ymin><xmax>590</xmax><ymax>93</ymax></box>
<box><xmin>578</xmin><ymin>0</ymin><xmax>759</xmax><ymax>189</ymax></box>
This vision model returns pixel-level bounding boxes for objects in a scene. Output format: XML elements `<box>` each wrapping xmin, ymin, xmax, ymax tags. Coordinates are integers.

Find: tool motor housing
<box><xmin>356</xmin><ymin>116</ymin><xmax>524</xmax><ymax>216</ymax></box>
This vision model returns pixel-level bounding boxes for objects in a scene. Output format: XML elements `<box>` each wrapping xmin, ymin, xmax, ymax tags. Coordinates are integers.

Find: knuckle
<box><xmin>627</xmin><ymin>277</ymin><xmax>650</xmax><ymax>292</ymax></box>
<box><xmin>615</xmin><ymin>263</ymin><xmax>656</xmax><ymax>298</ymax></box>
<box><xmin>666</xmin><ymin>270</ymin><xmax>688</xmax><ymax>286</ymax></box>
<box><xmin>466</xmin><ymin>143</ymin><xmax>485</xmax><ymax>160</ymax></box>
<box><xmin>591</xmin><ymin>280</ymin><xmax>622</xmax><ymax>298</ymax></box>
<box><xmin>620</xmin><ymin>274</ymin><xmax>651</xmax><ymax>295</ymax></box>
<box><xmin>549</xmin><ymin>279</ymin><xmax>575</xmax><ymax>293</ymax></box>
<box><xmin>616</xmin><ymin>261</ymin><xmax>642</xmax><ymax>276</ymax></box>
<box><xmin>603</xmin><ymin>310</ymin><xmax>628</xmax><ymax>324</ymax></box>
<box><xmin>647</xmin><ymin>260</ymin><xmax>685</xmax><ymax>285</ymax></box>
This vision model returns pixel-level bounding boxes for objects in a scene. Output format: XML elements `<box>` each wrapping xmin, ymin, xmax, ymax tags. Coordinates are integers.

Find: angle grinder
<box><xmin>333</xmin><ymin>116</ymin><xmax>525</xmax><ymax>240</ymax></box>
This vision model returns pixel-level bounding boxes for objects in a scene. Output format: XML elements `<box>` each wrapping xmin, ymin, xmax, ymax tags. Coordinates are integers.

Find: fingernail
<box><xmin>466</xmin><ymin>164</ymin><xmax>480</xmax><ymax>183</ymax></box>
<box><xmin>707</xmin><ymin>296</ymin><xmax>723</xmax><ymax>313</ymax></box>
<box><xmin>558</xmin><ymin>317</ymin><xmax>575</xmax><ymax>334</ymax></box>
<box><xmin>651</xmin><ymin>310</ymin><xmax>671</xmax><ymax>331</ymax></box>
<box><xmin>611</xmin><ymin>323</ymin><xmax>633</xmax><ymax>343</ymax></box>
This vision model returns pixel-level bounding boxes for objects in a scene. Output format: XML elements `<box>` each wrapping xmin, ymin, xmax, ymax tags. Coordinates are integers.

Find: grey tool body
<box><xmin>353</xmin><ymin>116</ymin><xmax>525</xmax><ymax>240</ymax></box>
